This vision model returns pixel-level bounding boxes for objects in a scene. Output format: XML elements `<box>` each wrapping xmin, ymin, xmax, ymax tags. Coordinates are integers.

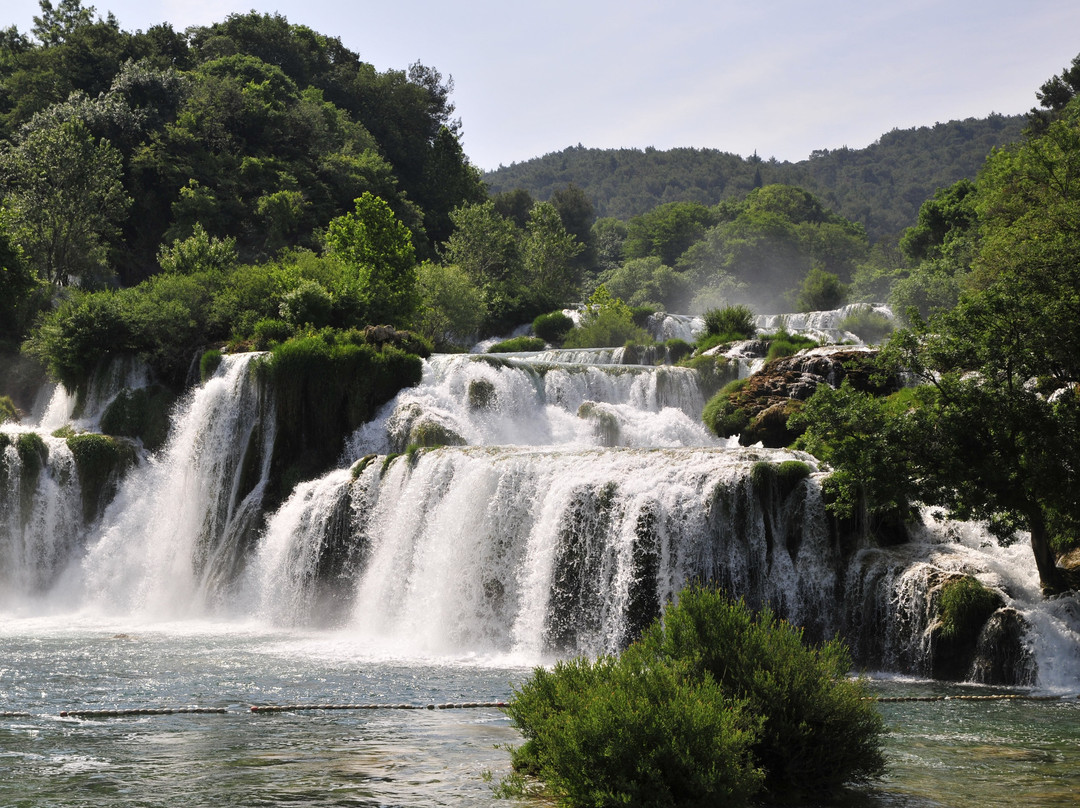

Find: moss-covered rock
<box><xmin>264</xmin><ymin>330</ymin><xmax>424</xmax><ymax>504</ymax></box>
<box><xmin>467</xmin><ymin>378</ymin><xmax>497</xmax><ymax>409</ymax></box>
<box><xmin>702</xmin><ymin>349</ymin><xmax>899</xmax><ymax>448</ymax></box>
<box><xmin>66</xmin><ymin>432</ymin><xmax>137</xmax><ymax>523</ymax></box>
<box><xmin>930</xmin><ymin>574</ymin><xmax>1007</xmax><ymax>681</ymax></box>
<box><xmin>577</xmin><ymin>402</ymin><xmax>621</xmax><ymax>447</ymax></box>
<box><xmin>407</xmin><ymin>417</ymin><xmax>466</xmax><ymax>448</ymax></box>
<box><xmin>100</xmin><ymin>385</ymin><xmax>177</xmax><ymax>452</ymax></box>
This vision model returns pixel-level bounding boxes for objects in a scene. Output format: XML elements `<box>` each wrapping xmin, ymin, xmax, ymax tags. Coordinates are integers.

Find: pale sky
<box><xmin>5</xmin><ymin>0</ymin><xmax>1079</xmax><ymax>171</ymax></box>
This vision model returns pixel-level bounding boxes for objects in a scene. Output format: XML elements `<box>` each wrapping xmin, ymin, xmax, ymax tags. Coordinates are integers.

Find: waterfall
<box><xmin>77</xmin><ymin>353</ymin><xmax>275</xmax><ymax>617</ymax></box>
<box><xmin>0</xmin><ymin>431</ymin><xmax>83</xmax><ymax>606</ymax></box>
<box><xmin>243</xmin><ymin>446</ymin><xmax>835</xmax><ymax>659</ymax></box>
<box><xmin>3</xmin><ymin>313</ymin><xmax>1078</xmax><ymax>687</ymax></box>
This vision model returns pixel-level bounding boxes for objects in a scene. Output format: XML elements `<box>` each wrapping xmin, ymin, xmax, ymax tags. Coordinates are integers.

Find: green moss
<box><xmin>467</xmin><ymin>378</ymin><xmax>497</xmax><ymax>409</ymax></box>
<box><xmin>408</xmin><ymin>419</ymin><xmax>465</xmax><ymax>448</ymax></box>
<box><xmin>66</xmin><ymin>433</ymin><xmax>136</xmax><ymax>523</ymax></box>
<box><xmin>682</xmin><ymin>354</ymin><xmax>738</xmax><ymax>397</ymax></box>
<box><xmin>702</xmin><ymin>378</ymin><xmax>751</xmax><ymax>437</ymax></box>
<box><xmin>0</xmin><ymin>395</ymin><xmax>17</xmax><ymax>424</ymax></box>
<box><xmin>264</xmin><ymin>330</ymin><xmax>423</xmax><ymax>503</ymax></box>
<box><xmin>16</xmin><ymin>432</ymin><xmax>48</xmax><ymax>478</ymax></box>
<box><xmin>488</xmin><ymin>336</ymin><xmax>546</xmax><ymax>353</ymax></box>
<box><xmin>751</xmin><ymin>459</ymin><xmax>812</xmax><ymax>499</ymax></box>
<box><xmin>99</xmin><ymin>385</ymin><xmax>177</xmax><ymax>452</ymax></box>
<box><xmin>380</xmin><ymin>453</ymin><xmax>402</xmax><ymax>476</ymax></box>
<box><xmin>351</xmin><ymin>454</ymin><xmax>377</xmax><ymax>479</ymax></box>
<box><xmin>939</xmin><ymin>576</ymin><xmax>1003</xmax><ymax>641</ymax></box>
<box><xmin>664</xmin><ymin>338</ymin><xmax>693</xmax><ymax>364</ymax></box>
<box><xmin>200</xmin><ymin>349</ymin><xmax>223</xmax><ymax>383</ymax></box>
<box><xmin>577</xmin><ymin>402</ymin><xmax>621</xmax><ymax>446</ymax></box>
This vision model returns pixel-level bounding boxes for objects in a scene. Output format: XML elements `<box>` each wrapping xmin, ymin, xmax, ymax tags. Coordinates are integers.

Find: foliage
<box><xmin>506</xmin><ymin>586</ymin><xmax>885</xmax><ymax>805</ymax></box>
<box><xmin>702</xmin><ymin>303</ymin><xmax>755</xmax><ymax>340</ymax></box>
<box><xmin>600</xmin><ymin>255</ymin><xmax>689</xmax><ymax>310</ymax></box>
<box><xmin>795</xmin><ymin>266</ymin><xmax>848</xmax><ymax>311</ymax></box>
<box><xmin>623</xmin><ymin>200</ymin><xmax>718</xmax><ymax>266</ymax></box>
<box><xmin>325</xmin><ymin>192</ymin><xmax>418</xmax><ymax>327</ymax></box>
<box><xmin>65</xmin><ymin>431</ymin><xmax>133</xmax><ymax>521</ymax></box>
<box><xmin>521</xmin><ymin>200</ymin><xmax>583</xmax><ymax>310</ymax></box>
<box><xmin>0</xmin><ymin>394</ymin><xmax>17</xmax><ymax>423</ymax></box>
<box><xmin>157</xmin><ymin>224</ymin><xmax>238</xmax><ymax>276</ymax></box>
<box><xmin>0</xmin><ymin>116</ymin><xmax>130</xmax><ymax>287</ymax></box>
<box><xmin>484</xmin><ymin>116</ymin><xmax>1025</xmax><ymax>242</ymax></box>
<box><xmin>562</xmin><ymin>285</ymin><xmax>651</xmax><ymax>349</ymax></box>
<box><xmin>99</xmin><ymin>384</ymin><xmax>175</xmax><ymax>451</ymax></box>
<box><xmin>0</xmin><ymin>221</ymin><xmax>47</xmax><ymax>344</ymax></box>
<box><xmin>838</xmin><ymin>305</ymin><xmax>895</xmax><ymax>344</ymax></box>
<box><xmin>413</xmin><ymin>261</ymin><xmax>486</xmax><ymax>349</ymax></box>
<box><xmin>487</xmin><ymin>336</ymin><xmax>546</xmax><ymax>353</ymax></box>
<box><xmin>664</xmin><ymin>338</ymin><xmax>693</xmax><ymax>363</ymax></box>
<box><xmin>702</xmin><ymin>377</ymin><xmax>751</xmax><ymax>438</ymax></box>
<box><xmin>531</xmin><ymin>310</ymin><xmax>574</xmax><ymax>344</ymax></box>
<box><xmin>763</xmin><ymin>331</ymin><xmax>818</xmax><ymax>361</ymax></box>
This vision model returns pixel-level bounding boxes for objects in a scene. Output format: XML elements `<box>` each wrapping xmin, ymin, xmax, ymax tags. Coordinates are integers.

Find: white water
<box><xmin>2</xmin><ymin>323</ymin><xmax>1078</xmax><ymax>688</ymax></box>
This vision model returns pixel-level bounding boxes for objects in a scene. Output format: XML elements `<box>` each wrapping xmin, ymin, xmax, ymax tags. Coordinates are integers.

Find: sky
<box><xmin>5</xmin><ymin>0</ymin><xmax>1080</xmax><ymax>172</ymax></box>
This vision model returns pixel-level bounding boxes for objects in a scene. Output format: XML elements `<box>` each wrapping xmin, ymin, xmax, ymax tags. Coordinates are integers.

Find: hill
<box><xmin>483</xmin><ymin>114</ymin><xmax>1025</xmax><ymax>241</ymax></box>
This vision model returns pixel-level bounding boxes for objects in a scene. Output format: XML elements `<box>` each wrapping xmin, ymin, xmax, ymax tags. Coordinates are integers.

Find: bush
<box><xmin>795</xmin><ymin>267</ymin><xmax>848</xmax><ymax>312</ymax></box>
<box><xmin>506</xmin><ymin>586</ymin><xmax>885</xmax><ymax>805</ymax></box>
<box><xmin>488</xmin><ymin>336</ymin><xmax>547</xmax><ymax>353</ymax></box>
<box><xmin>532</xmin><ymin>310</ymin><xmax>575</xmax><ymax>344</ymax></box>
<box><xmin>0</xmin><ymin>395</ymin><xmax>17</xmax><ymax>424</ymax></box>
<box><xmin>703</xmin><ymin>304</ymin><xmax>756</xmax><ymax>340</ymax></box>
<box><xmin>664</xmin><ymin>338</ymin><xmax>693</xmax><ymax>363</ymax></box>
<box><xmin>702</xmin><ymin>378</ymin><xmax>751</xmax><ymax>437</ymax></box>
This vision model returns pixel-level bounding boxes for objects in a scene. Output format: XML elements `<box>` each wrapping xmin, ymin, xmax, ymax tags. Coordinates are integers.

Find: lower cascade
<box><xmin>1</xmin><ymin>343</ymin><xmax>1078</xmax><ymax>687</ymax></box>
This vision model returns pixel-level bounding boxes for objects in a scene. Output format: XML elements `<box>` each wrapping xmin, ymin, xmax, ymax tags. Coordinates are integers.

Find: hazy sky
<box><xmin>6</xmin><ymin>0</ymin><xmax>1079</xmax><ymax>171</ymax></box>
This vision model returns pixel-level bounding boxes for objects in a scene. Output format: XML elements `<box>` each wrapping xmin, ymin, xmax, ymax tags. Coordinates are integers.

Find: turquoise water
<box><xmin>1</xmin><ymin>622</ymin><xmax>1077</xmax><ymax>807</ymax></box>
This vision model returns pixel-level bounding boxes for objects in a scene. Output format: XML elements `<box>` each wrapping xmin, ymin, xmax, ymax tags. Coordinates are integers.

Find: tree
<box><xmin>796</xmin><ymin>102</ymin><xmax>1080</xmax><ymax>593</ymax></box>
<box><xmin>31</xmin><ymin>0</ymin><xmax>95</xmax><ymax>46</ymax></box>
<box><xmin>521</xmin><ymin>201</ymin><xmax>582</xmax><ymax>310</ymax></box>
<box><xmin>324</xmin><ymin>192</ymin><xmax>418</xmax><ymax>326</ymax></box>
<box><xmin>413</xmin><ymin>261</ymin><xmax>486</xmax><ymax>348</ymax></box>
<box><xmin>0</xmin><ymin>117</ymin><xmax>129</xmax><ymax>286</ymax></box>
<box><xmin>795</xmin><ymin>266</ymin><xmax>847</xmax><ymax>311</ymax></box>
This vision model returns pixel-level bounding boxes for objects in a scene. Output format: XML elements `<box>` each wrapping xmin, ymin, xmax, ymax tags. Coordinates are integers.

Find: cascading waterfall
<box><xmin>77</xmin><ymin>352</ymin><xmax>275</xmax><ymax>617</ymax></box>
<box><xmin>3</xmin><ymin>322</ymin><xmax>1078</xmax><ymax>687</ymax></box>
<box><xmin>244</xmin><ymin>445</ymin><xmax>837</xmax><ymax>660</ymax></box>
<box><xmin>0</xmin><ymin>431</ymin><xmax>83</xmax><ymax>605</ymax></box>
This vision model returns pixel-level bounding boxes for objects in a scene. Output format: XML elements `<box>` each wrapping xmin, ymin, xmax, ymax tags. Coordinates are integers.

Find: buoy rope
<box><xmin>1</xmin><ymin>695</ymin><xmax>1070</xmax><ymax>719</ymax></box>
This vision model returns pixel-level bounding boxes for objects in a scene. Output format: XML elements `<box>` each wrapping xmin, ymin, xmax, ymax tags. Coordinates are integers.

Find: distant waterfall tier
<box><xmin>246</xmin><ymin>445</ymin><xmax>838</xmax><ymax>658</ymax></box>
<box><xmin>349</xmin><ymin>353</ymin><xmax>727</xmax><ymax>455</ymax></box>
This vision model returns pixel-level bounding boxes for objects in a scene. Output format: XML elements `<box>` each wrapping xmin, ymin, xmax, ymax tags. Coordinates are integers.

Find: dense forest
<box><xmin>484</xmin><ymin>115</ymin><xmax>1025</xmax><ymax>243</ymax></box>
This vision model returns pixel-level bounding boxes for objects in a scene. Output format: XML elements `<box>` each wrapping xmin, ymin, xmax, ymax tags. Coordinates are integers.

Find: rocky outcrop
<box><xmin>705</xmin><ymin>347</ymin><xmax>901</xmax><ymax>447</ymax></box>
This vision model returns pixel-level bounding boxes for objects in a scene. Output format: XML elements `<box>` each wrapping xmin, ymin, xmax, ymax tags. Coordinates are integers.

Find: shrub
<box><xmin>532</xmin><ymin>310</ymin><xmax>575</xmax><ymax>344</ymax></box>
<box><xmin>488</xmin><ymin>336</ymin><xmax>546</xmax><ymax>353</ymax></box>
<box><xmin>761</xmin><ymin>329</ymin><xmax>818</xmax><ymax>361</ymax></box>
<box><xmin>251</xmin><ymin>318</ymin><xmax>294</xmax><ymax>349</ymax></box>
<box><xmin>664</xmin><ymin>338</ymin><xmax>693</xmax><ymax>363</ymax></box>
<box><xmin>703</xmin><ymin>304</ymin><xmax>756</xmax><ymax>339</ymax></box>
<box><xmin>0</xmin><ymin>395</ymin><xmax>17</xmax><ymax>424</ymax></box>
<box><xmin>199</xmin><ymin>349</ymin><xmax>223</xmax><ymax>383</ymax></box>
<box><xmin>795</xmin><ymin>267</ymin><xmax>848</xmax><ymax>312</ymax></box>
<box><xmin>702</xmin><ymin>378</ymin><xmax>751</xmax><ymax>437</ymax></box>
<box><xmin>838</xmin><ymin>305</ymin><xmax>895</xmax><ymax>344</ymax></box>
<box><xmin>506</xmin><ymin>586</ymin><xmax>885</xmax><ymax>805</ymax></box>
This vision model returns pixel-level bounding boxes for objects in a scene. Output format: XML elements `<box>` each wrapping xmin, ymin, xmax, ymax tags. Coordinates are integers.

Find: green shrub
<box><xmin>0</xmin><ymin>395</ymin><xmax>17</xmax><ymax>424</ymax></box>
<box><xmin>532</xmin><ymin>311</ymin><xmax>575</xmax><ymax>344</ymax></box>
<box><xmin>702</xmin><ymin>378</ymin><xmax>751</xmax><ymax>437</ymax></box>
<box><xmin>703</xmin><ymin>304</ymin><xmax>756</xmax><ymax>339</ymax></box>
<box><xmin>681</xmin><ymin>354</ymin><xmax>738</xmax><ymax>397</ymax></box>
<box><xmin>506</xmin><ymin>644</ymin><xmax>764</xmax><ymax>807</ymax></box>
<box><xmin>838</xmin><ymin>305</ymin><xmax>895</xmax><ymax>344</ymax></box>
<box><xmin>506</xmin><ymin>586</ymin><xmax>885</xmax><ymax>805</ymax></box>
<box><xmin>761</xmin><ymin>329</ymin><xmax>818</xmax><ymax>361</ymax></box>
<box><xmin>939</xmin><ymin>576</ymin><xmax>1003</xmax><ymax>641</ymax></box>
<box><xmin>488</xmin><ymin>336</ymin><xmax>546</xmax><ymax>353</ymax></box>
<box><xmin>251</xmin><ymin>318</ymin><xmax>294</xmax><ymax>349</ymax></box>
<box><xmin>664</xmin><ymin>338</ymin><xmax>693</xmax><ymax>363</ymax></box>
<box><xmin>796</xmin><ymin>267</ymin><xmax>848</xmax><ymax>312</ymax></box>
<box><xmin>15</xmin><ymin>431</ymin><xmax>48</xmax><ymax>477</ymax></box>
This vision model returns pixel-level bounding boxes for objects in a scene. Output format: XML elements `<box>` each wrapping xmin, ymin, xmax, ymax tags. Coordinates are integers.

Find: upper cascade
<box><xmin>349</xmin><ymin>353</ymin><xmax>725</xmax><ymax>456</ymax></box>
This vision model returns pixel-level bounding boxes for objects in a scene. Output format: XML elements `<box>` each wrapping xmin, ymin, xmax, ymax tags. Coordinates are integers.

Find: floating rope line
<box><xmin>251</xmin><ymin>701</ymin><xmax>510</xmax><ymax>713</ymax></box>
<box><xmin>59</xmin><ymin>707</ymin><xmax>228</xmax><ymax>718</ymax></box>
<box><xmin>0</xmin><ymin>711</ymin><xmax>32</xmax><ymax>718</ymax></box>
<box><xmin>867</xmin><ymin>694</ymin><xmax>1079</xmax><ymax>703</ymax></box>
